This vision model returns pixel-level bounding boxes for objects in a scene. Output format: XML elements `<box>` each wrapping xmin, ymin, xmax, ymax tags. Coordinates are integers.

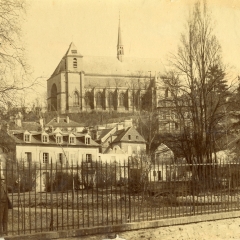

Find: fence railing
<box><xmin>2</xmin><ymin>158</ymin><xmax>240</xmax><ymax>236</ymax></box>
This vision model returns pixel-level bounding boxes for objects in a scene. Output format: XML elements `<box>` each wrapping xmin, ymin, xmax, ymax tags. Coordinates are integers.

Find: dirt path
<box><xmin>64</xmin><ymin>218</ymin><xmax>240</xmax><ymax>239</ymax></box>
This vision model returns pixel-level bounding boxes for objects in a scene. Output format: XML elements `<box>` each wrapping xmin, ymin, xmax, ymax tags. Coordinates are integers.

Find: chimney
<box><xmin>39</xmin><ymin>118</ymin><xmax>44</xmax><ymax>128</ymax></box>
<box><xmin>57</xmin><ymin>116</ymin><xmax>60</xmax><ymax>123</ymax></box>
<box><xmin>15</xmin><ymin>118</ymin><xmax>22</xmax><ymax>127</ymax></box>
<box><xmin>124</xmin><ymin>119</ymin><xmax>133</xmax><ymax>129</ymax></box>
<box><xmin>116</xmin><ymin>123</ymin><xmax>123</xmax><ymax>131</ymax></box>
<box><xmin>66</xmin><ymin>116</ymin><xmax>69</xmax><ymax>124</ymax></box>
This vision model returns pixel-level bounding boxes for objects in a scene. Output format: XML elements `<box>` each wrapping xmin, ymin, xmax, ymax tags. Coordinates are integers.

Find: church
<box><xmin>47</xmin><ymin>19</ymin><xmax>167</xmax><ymax>114</ymax></box>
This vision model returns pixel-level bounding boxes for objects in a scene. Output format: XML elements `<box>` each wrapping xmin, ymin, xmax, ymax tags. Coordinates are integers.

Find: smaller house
<box><xmin>96</xmin><ymin>119</ymin><xmax>146</xmax><ymax>163</ymax></box>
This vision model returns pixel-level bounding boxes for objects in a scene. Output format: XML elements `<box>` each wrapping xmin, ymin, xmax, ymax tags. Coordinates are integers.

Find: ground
<box><xmin>64</xmin><ymin>218</ymin><xmax>240</xmax><ymax>239</ymax></box>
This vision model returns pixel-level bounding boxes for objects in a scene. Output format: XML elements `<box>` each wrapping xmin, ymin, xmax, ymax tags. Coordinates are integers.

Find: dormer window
<box><xmin>69</xmin><ymin>136</ymin><xmax>75</xmax><ymax>144</ymax></box>
<box><xmin>85</xmin><ymin>137</ymin><xmax>90</xmax><ymax>145</ymax></box>
<box><xmin>24</xmin><ymin>134</ymin><xmax>31</xmax><ymax>142</ymax></box>
<box><xmin>42</xmin><ymin>135</ymin><xmax>48</xmax><ymax>143</ymax></box>
<box><xmin>56</xmin><ymin>136</ymin><xmax>62</xmax><ymax>144</ymax></box>
<box><xmin>128</xmin><ymin>135</ymin><xmax>131</xmax><ymax>140</ymax></box>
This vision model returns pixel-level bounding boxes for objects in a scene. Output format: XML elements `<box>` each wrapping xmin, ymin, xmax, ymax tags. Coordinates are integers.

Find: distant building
<box><xmin>95</xmin><ymin>119</ymin><xmax>146</xmax><ymax>163</ymax></box>
<box><xmin>47</xmin><ymin>18</ymin><xmax>165</xmax><ymax>114</ymax></box>
<box><xmin>45</xmin><ymin>116</ymin><xmax>85</xmax><ymax>132</ymax></box>
<box><xmin>6</xmin><ymin>129</ymin><xmax>99</xmax><ymax>165</ymax></box>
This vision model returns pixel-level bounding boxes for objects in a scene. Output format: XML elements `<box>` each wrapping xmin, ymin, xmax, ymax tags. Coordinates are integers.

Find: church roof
<box><xmin>50</xmin><ymin>43</ymin><xmax>165</xmax><ymax>78</ymax></box>
<box><xmin>81</xmin><ymin>56</ymin><xmax>165</xmax><ymax>77</ymax></box>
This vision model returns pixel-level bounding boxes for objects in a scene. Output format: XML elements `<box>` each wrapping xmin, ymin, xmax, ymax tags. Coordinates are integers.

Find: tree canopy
<box><xmin>163</xmin><ymin>1</ymin><xmax>232</xmax><ymax>164</ymax></box>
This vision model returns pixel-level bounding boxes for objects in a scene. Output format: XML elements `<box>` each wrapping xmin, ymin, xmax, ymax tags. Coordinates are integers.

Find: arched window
<box><xmin>119</xmin><ymin>92</ymin><xmax>125</xmax><ymax>106</ymax></box>
<box><xmin>129</xmin><ymin>95</ymin><xmax>133</xmax><ymax>106</ymax></box>
<box><xmin>96</xmin><ymin>92</ymin><xmax>102</xmax><ymax>107</ymax></box>
<box><xmin>73</xmin><ymin>58</ymin><xmax>77</xmax><ymax>68</ymax></box>
<box><xmin>51</xmin><ymin>84</ymin><xmax>57</xmax><ymax>111</ymax></box>
<box><xmin>85</xmin><ymin>92</ymin><xmax>93</xmax><ymax>109</ymax></box>
<box><xmin>73</xmin><ymin>91</ymin><xmax>79</xmax><ymax>106</ymax></box>
<box><xmin>134</xmin><ymin>92</ymin><xmax>140</xmax><ymax>109</ymax></box>
<box><xmin>109</xmin><ymin>92</ymin><xmax>114</xmax><ymax>109</ymax></box>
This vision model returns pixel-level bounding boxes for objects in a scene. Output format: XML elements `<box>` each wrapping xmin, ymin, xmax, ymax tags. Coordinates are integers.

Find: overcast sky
<box><xmin>22</xmin><ymin>0</ymin><xmax>240</xmax><ymax>95</ymax></box>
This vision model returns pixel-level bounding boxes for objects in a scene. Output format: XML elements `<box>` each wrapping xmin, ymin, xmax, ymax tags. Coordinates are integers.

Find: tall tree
<box><xmin>0</xmin><ymin>0</ymin><xmax>36</xmax><ymax>107</ymax></box>
<box><xmin>164</xmin><ymin>1</ymin><xmax>232</xmax><ymax>164</ymax></box>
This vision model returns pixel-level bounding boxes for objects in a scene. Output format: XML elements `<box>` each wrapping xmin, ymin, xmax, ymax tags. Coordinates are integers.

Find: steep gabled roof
<box><xmin>51</xmin><ymin>42</ymin><xmax>83</xmax><ymax>77</ymax></box>
<box><xmin>112</xmin><ymin>127</ymin><xmax>146</xmax><ymax>143</ymax></box>
<box><xmin>50</xmin><ymin>42</ymin><xmax>165</xmax><ymax>78</ymax></box>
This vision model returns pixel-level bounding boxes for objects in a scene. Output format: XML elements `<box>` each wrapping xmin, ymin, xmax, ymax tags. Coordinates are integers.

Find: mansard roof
<box><xmin>9</xmin><ymin>130</ymin><xmax>99</xmax><ymax>147</ymax></box>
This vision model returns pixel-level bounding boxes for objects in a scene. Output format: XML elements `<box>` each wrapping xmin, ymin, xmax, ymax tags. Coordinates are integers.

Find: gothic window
<box><xmin>96</xmin><ymin>92</ymin><xmax>102</xmax><ymax>107</ymax></box>
<box><xmin>109</xmin><ymin>92</ymin><xmax>114</xmax><ymax>108</ymax></box>
<box><xmin>73</xmin><ymin>91</ymin><xmax>79</xmax><ymax>106</ymax></box>
<box><xmin>73</xmin><ymin>58</ymin><xmax>77</xmax><ymax>68</ymax></box>
<box><xmin>129</xmin><ymin>95</ymin><xmax>133</xmax><ymax>106</ymax></box>
<box><xmin>85</xmin><ymin>92</ymin><xmax>93</xmax><ymax>109</ymax></box>
<box><xmin>50</xmin><ymin>84</ymin><xmax>57</xmax><ymax>111</ymax></box>
<box><xmin>119</xmin><ymin>92</ymin><xmax>125</xmax><ymax>106</ymax></box>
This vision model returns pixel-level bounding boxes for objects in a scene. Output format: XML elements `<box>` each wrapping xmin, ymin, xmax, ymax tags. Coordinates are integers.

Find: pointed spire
<box><xmin>117</xmin><ymin>13</ymin><xmax>122</xmax><ymax>46</ymax></box>
<box><xmin>117</xmin><ymin>12</ymin><xmax>124</xmax><ymax>62</ymax></box>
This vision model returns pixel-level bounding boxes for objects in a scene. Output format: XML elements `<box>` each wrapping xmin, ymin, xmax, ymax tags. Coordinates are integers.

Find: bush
<box><xmin>53</xmin><ymin>172</ymin><xmax>73</xmax><ymax>192</ymax></box>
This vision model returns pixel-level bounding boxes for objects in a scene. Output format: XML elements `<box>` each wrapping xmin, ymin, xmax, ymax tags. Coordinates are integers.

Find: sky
<box><xmin>21</xmin><ymin>0</ymin><xmax>240</xmax><ymax>98</ymax></box>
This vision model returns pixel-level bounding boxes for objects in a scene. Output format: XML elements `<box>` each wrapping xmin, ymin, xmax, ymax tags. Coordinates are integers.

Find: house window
<box><xmin>69</xmin><ymin>137</ymin><xmax>75</xmax><ymax>144</ymax></box>
<box><xmin>25</xmin><ymin>152</ymin><xmax>32</xmax><ymax>163</ymax></box>
<box><xmin>42</xmin><ymin>135</ymin><xmax>48</xmax><ymax>143</ymax></box>
<box><xmin>85</xmin><ymin>137</ymin><xmax>90</xmax><ymax>145</ymax></box>
<box><xmin>56</xmin><ymin>136</ymin><xmax>62</xmax><ymax>144</ymax></box>
<box><xmin>165</xmin><ymin>89</ymin><xmax>169</xmax><ymax>97</ymax></box>
<box><xmin>58</xmin><ymin>153</ymin><xmax>63</xmax><ymax>164</ymax></box>
<box><xmin>73</xmin><ymin>58</ymin><xmax>77</xmax><ymax>68</ymax></box>
<box><xmin>86</xmin><ymin>154</ymin><xmax>92</xmax><ymax>162</ymax></box>
<box><xmin>24</xmin><ymin>134</ymin><xmax>30</xmax><ymax>142</ymax></box>
<box><xmin>128</xmin><ymin>135</ymin><xmax>131</xmax><ymax>140</ymax></box>
<box><xmin>136</xmin><ymin>136</ymin><xmax>138</xmax><ymax>140</ymax></box>
<box><xmin>43</xmin><ymin>153</ymin><xmax>49</xmax><ymax>164</ymax></box>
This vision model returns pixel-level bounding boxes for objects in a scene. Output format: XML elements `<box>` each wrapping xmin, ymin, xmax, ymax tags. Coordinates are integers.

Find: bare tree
<box><xmin>0</xmin><ymin>0</ymin><xmax>38</xmax><ymax>107</ymax></box>
<box><xmin>163</xmin><ymin>1</ymin><xmax>234</xmax><ymax>165</ymax></box>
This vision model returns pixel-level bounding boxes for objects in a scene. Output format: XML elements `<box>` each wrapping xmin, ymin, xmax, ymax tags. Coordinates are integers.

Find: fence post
<box><xmin>49</xmin><ymin>159</ymin><xmax>53</xmax><ymax>231</ymax></box>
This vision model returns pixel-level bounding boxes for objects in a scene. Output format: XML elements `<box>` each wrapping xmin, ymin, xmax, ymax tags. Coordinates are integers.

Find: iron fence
<box><xmin>2</xmin><ymin>158</ymin><xmax>240</xmax><ymax>236</ymax></box>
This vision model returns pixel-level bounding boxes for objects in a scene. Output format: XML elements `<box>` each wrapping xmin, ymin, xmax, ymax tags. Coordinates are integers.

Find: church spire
<box><xmin>117</xmin><ymin>14</ymin><xmax>124</xmax><ymax>62</ymax></box>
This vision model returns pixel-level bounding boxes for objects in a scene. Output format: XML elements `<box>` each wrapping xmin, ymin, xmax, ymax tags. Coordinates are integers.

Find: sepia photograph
<box><xmin>1</xmin><ymin>0</ymin><xmax>240</xmax><ymax>239</ymax></box>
